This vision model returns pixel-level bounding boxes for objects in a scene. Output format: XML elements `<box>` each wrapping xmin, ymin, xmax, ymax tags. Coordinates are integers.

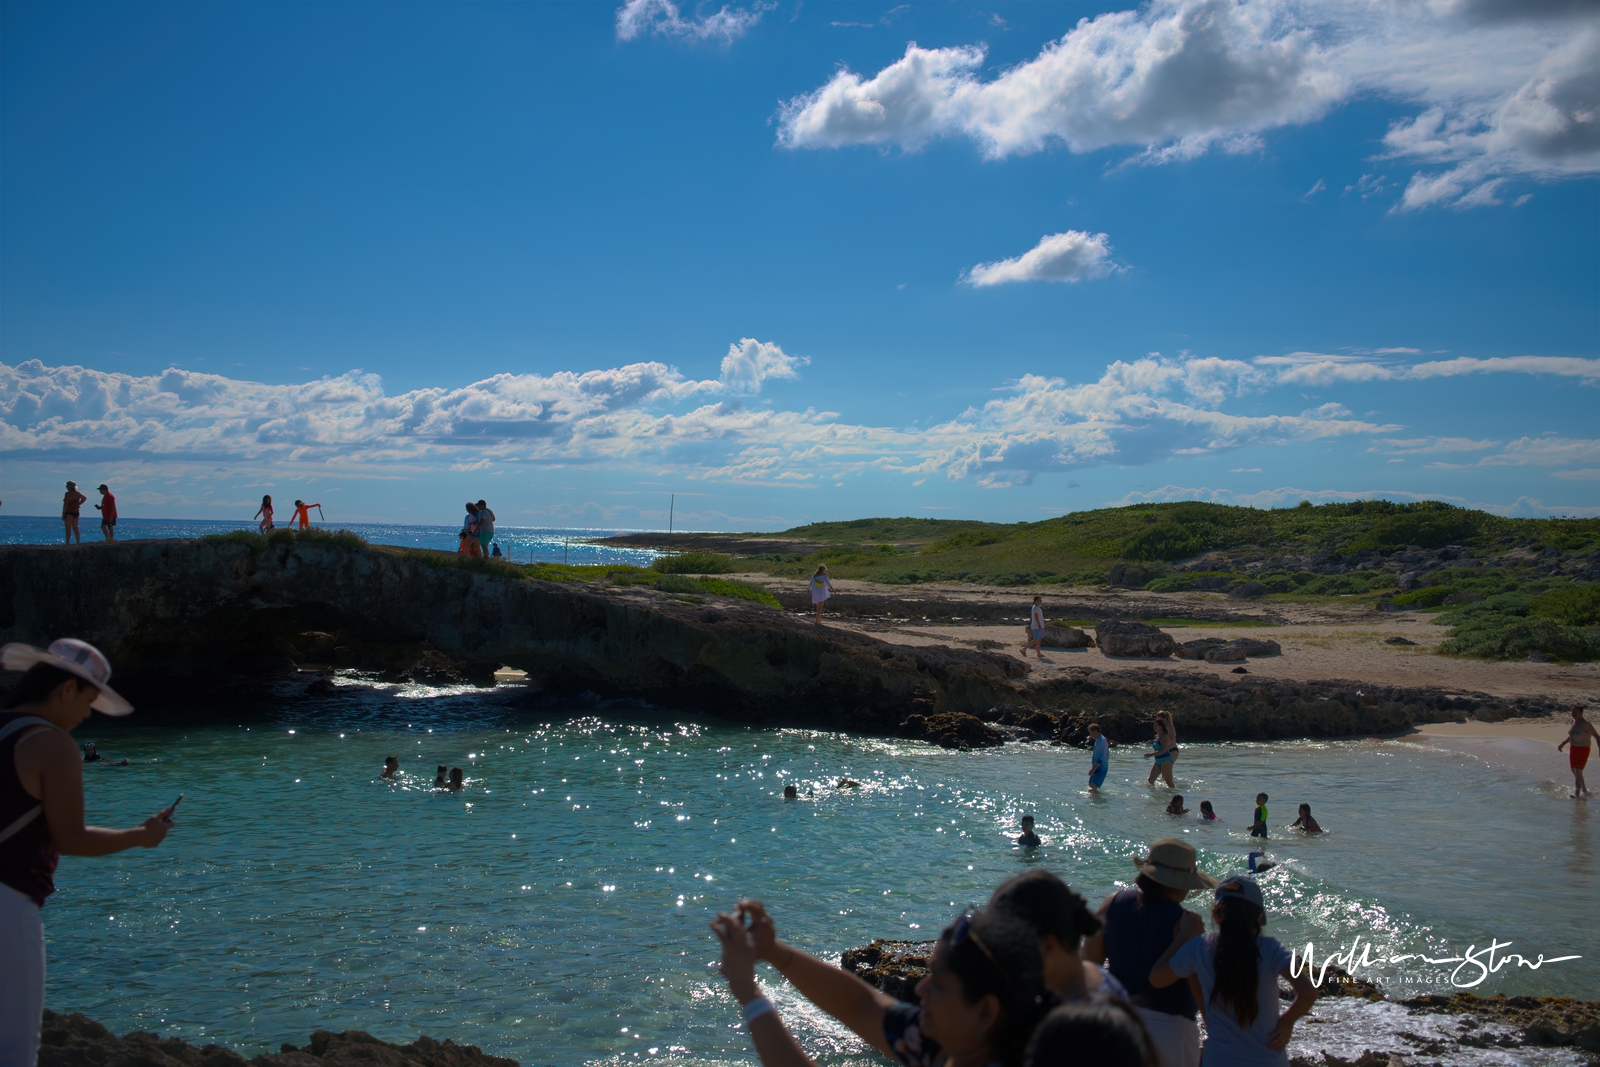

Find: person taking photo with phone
<box><xmin>0</xmin><ymin>638</ymin><xmax>174</xmax><ymax>1067</ymax></box>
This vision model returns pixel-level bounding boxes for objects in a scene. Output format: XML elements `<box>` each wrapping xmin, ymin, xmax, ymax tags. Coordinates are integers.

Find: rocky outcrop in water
<box><xmin>38</xmin><ymin>1011</ymin><xmax>518</xmax><ymax>1067</ymax></box>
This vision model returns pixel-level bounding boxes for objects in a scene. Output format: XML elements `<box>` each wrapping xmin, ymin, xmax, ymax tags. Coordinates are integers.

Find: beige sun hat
<box><xmin>1131</xmin><ymin>837</ymin><xmax>1218</xmax><ymax>891</ymax></box>
<box><xmin>0</xmin><ymin>639</ymin><xmax>133</xmax><ymax>716</ymax></box>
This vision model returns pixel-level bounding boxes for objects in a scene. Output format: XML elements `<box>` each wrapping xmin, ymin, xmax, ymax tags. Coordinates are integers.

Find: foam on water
<box><xmin>45</xmin><ymin>687</ymin><xmax>1597</xmax><ymax>1065</ymax></box>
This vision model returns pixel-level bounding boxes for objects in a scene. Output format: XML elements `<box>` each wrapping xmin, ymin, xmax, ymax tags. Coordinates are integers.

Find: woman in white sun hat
<box><xmin>0</xmin><ymin>638</ymin><xmax>173</xmax><ymax>1067</ymax></box>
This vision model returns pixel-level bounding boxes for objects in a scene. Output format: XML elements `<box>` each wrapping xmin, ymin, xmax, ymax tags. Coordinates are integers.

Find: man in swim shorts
<box><xmin>94</xmin><ymin>485</ymin><xmax>117</xmax><ymax>541</ymax></box>
<box><xmin>1022</xmin><ymin>595</ymin><xmax>1047</xmax><ymax>658</ymax></box>
<box><xmin>1087</xmin><ymin>723</ymin><xmax>1109</xmax><ymax>791</ymax></box>
<box><xmin>1557</xmin><ymin>705</ymin><xmax>1599</xmax><ymax>799</ymax></box>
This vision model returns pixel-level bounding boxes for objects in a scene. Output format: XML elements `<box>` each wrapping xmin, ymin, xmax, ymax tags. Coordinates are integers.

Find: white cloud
<box><xmin>1475</xmin><ymin>436</ymin><xmax>1600</xmax><ymax>467</ymax></box>
<box><xmin>0</xmin><ymin>350</ymin><xmax>1404</xmax><ymax>490</ymax></box>
<box><xmin>963</xmin><ymin>230</ymin><xmax>1121</xmax><ymax>286</ymax></box>
<box><xmin>615</xmin><ymin>0</ymin><xmax>770</xmax><ymax>43</ymax></box>
<box><xmin>777</xmin><ymin>0</ymin><xmax>1598</xmax><ymax>207</ymax></box>
<box><xmin>717</xmin><ymin>338</ymin><xmax>807</xmax><ymax>393</ymax></box>
<box><xmin>1551</xmin><ymin>468</ymin><xmax>1600</xmax><ymax>481</ymax></box>
<box><xmin>1373</xmin><ymin>436</ymin><xmax>1499</xmax><ymax>454</ymax></box>
<box><xmin>1252</xmin><ymin>352</ymin><xmax>1600</xmax><ymax>386</ymax></box>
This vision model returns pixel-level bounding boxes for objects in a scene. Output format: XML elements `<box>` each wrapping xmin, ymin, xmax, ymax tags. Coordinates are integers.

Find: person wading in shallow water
<box><xmin>1557</xmin><ymin>705</ymin><xmax>1599</xmax><ymax>799</ymax></box>
<box><xmin>0</xmin><ymin>639</ymin><xmax>173</xmax><ymax>1067</ymax></box>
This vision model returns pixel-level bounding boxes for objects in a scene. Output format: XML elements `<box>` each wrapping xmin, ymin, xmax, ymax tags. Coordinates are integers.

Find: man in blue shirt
<box><xmin>1088</xmin><ymin>723</ymin><xmax>1110</xmax><ymax>791</ymax></box>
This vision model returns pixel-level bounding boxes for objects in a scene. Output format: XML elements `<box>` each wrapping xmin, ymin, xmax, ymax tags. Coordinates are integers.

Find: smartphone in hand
<box><xmin>161</xmin><ymin>794</ymin><xmax>183</xmax><ymax>822</ymax></box>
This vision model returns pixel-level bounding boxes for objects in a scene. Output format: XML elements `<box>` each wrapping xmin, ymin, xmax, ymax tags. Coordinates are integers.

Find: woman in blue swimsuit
<box><xmin>1144</xmin><ymin>710</ymin><xmax>1178</xmax><ymax>789</ymax></box>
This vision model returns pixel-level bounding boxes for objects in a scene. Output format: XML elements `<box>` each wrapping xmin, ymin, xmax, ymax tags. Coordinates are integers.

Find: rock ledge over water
<box><xmin>39</xmin><ymin>1011</ymin><xmax>519</xmax><ymax>1067</ymax></box>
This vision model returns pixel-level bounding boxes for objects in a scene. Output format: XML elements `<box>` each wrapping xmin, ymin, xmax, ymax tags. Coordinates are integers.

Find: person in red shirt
<box><xmin>94</xmin><ymin>485</ymin><xmax>117</xmax><ymax>542</ymax></box>
<box><xmin>290</xmin><ymin>500</ymin><xmax>321</xmax><ymax>530</ymax></box>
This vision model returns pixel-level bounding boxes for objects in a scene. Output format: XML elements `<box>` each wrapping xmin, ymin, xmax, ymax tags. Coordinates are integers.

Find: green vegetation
<box><xmin>704</xmin><ymin>500</ymin><xmax>1598</xmax><ymax>595</ymax></box>
<box><xmin>652</xmin><ymin>551</ymin><xmax>735</xmax><ymax>575</ymax></box>
<box><xmin>1435</xmin><ymin>592</ymin><xmax>1600</xmax><ymax>662</ymax></box>
<box><xmin>201</xmin><ymin>526</ymin><xmax>371</xmax><ymax>552</ymax></box>
<box><xmin>652</xmin><ymin>573</ymin><xmax>780</xmax><ymax>607</ymax></box>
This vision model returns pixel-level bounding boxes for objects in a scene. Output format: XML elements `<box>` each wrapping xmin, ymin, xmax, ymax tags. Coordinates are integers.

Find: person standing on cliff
<box><xmin>809</xmin><ymin>565</ymin><xmax>833</xmax><ymax>625</ymax></box>
<box><xmin>475</xmin><ymin>500</ymin><xmax>496</xmax><ymax>556</ymax></box>
<box><xmin>254</xmin><ymin>494</ymin><xmax>275</xmax><ymax>533</ymax></box>
<box><xmin>94</xmin><ymin>484</ymin><xmax>117</xmax><ymax>541</ymax></box>
<box><xmin>1557</xmin><ymin>704</ymin><xmax>1599</xmax><ymax>799</ymax></box>
<box><xmin>0</xmin><ymin>639</ymin><xmax>172</xmax><ymax>1067</ymax></box>
<box><xmin>61</xmin><ymin>481</ymin><xmax>88</xmax><ymax>544</ymax></box>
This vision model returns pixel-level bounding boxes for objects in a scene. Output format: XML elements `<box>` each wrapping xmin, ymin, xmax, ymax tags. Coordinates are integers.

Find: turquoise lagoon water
<box><xmin>0</xmin><ymin>516</ymin><xmax>658</xmax><ymax>568</ymax></box>
<box><xmin>48</xmin><ymin>683</ymin><xmax>1597</xmax><ymax>1065</ymax></box>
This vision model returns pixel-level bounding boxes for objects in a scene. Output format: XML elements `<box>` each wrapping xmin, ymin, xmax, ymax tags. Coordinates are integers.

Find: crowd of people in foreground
<box><xmin>711</xmin><ymin>838</ymin><xmax>1318</xmax><ymax>1067</ymax></box>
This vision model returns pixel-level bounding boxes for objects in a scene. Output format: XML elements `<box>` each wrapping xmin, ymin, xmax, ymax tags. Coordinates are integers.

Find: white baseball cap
<box><xmin>0</xmin><ymin>639</ymin><xmax>133</xmax><ymax>716</ymax></box>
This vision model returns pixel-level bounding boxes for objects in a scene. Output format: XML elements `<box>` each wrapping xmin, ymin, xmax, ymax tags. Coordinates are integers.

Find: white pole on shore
<box><xmin>669</xmin><ymin>494</ymin><xmax>674</xmax><ymax>535</ymax></box>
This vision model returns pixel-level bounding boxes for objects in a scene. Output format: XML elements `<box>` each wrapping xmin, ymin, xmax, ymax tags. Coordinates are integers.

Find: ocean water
<box><xmin>0</xmin><ymin>516</ymin><xmax>658</xmax><ymax>568</ymax></box>
<box><xmin>43</xmin><ymin>682</ymin><xmax>1596</xmax><ymax>1065</ymax></box>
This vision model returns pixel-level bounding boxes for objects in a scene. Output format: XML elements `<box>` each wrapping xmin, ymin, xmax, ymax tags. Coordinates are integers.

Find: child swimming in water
<box><xmin>1291</xmin><ymin>803</ymin><xmax>1322</xmax><ymax>833</ymax></box>
<box><xmin>434</xmin><ymin>765</ymin><xmax>448</xmax><ymax>788</ymax></box>
<box><xmin>447</xmin><ymin>767</ymin><xmax>464</xmax><ymax>791</ymax></box>
<box><xmin>783</xmin><ymin>783</ymin><xmax>798</xmax><ymax>800</ymax></box>
<box><xmin>1165</xmin><ymin>795</ymin><xmax>1189</xmax><ymax>815</ymax></box>
<box><xmin>1199</xmin><ymin>800</ymin><xmax>1219</xmax><ymax>821</ymax></box>
<box><xmin>1016</xmin><ymin>814</ymin><xmax>1041</xmax><ymax>848</ymax></box>
<box><xmin>381</xmin><ymin>756</ymin><xmax>399</xmax><ymax>779</ymax></box>
<box><xmin>1250</xmin><ymin>793</ymin><xmax>1269</xmax><ymax>838</ymax></box>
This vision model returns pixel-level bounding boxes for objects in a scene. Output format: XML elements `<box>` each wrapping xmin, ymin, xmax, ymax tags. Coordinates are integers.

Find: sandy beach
<box><xmin>746</xmin><ymin>575</ymin><xmax>1599</xmax><ymax>709</ymax></box>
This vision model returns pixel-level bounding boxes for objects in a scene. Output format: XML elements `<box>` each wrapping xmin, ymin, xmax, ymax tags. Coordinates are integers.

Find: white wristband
<box><xmin>741</xmin><ymin>997</ymin><xmax>776</xmax><ymax>1024</ymax></box>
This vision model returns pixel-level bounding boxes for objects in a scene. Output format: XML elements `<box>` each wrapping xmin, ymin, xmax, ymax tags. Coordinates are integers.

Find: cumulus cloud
<box><xmin>1373</xmin><ymin>436</ymin><xmax>1499</xmax><ymax>454</ymax></box>
<box><xmin>615</xmin><ymin>0</ymin><xmax>770</xmax><ymax>43</ymax></box>
<box><xmin>0</xmin><ymin>348</ymin><xmax>1408</xmax><ymax>490</ymax></box>
<box><xmin>777</xmin><ymin>0</ymin><xmax>1599</xmax><ymax>207</ymax></box>
<box><xmin>964</xmin><ymin>230</ymin><xmax>1121</xmax><ymax>286</ymax></box>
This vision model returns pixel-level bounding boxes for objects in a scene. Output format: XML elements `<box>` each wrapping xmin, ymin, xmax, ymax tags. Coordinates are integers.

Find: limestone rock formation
<box><xmin>37</xmin><ymin>1012</ymin><xmax>519</xmax><ymax>1067</ymax></box>
<box><xmin>1027</xmin><ymin>624</ymin><xmax>1092</xmax><ymax>649</ymax></box>
<box><xmin>1094</xmin><ymin>620</ymin><xmax>1176</xmax><ymax>658</ymax></box>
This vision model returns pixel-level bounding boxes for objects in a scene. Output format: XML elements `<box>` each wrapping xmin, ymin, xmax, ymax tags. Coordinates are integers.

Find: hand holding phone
<box><xmin>160</xmin><ymin>794</ymin><xmax>183</xmax><ymax>823</ymax></box>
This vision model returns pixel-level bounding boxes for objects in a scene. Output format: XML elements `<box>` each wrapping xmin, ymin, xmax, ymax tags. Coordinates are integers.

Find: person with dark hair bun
<box><xmin>1084</xmin><ymin>839</ymin><xmax>1215</xmax><ymax>1067</ymax></box>
<box><xmin>1150</xmin><ymin>877</ymin><xmax>1317</xmax><ymax>1066</ymax></box>
<box><xmin>1024</xmin><ymin>1000</ymin><xmax>1160</xmax><ymax>1067</ymax></box>
<box><xmin>989</xmin><ymin>868</ymin><xmax>1124</xmax><ymax>1003</ymax></box>
<box><xmin>710</xmin><ymin>899</ymin><xmax>1052</xmax><ymax>1067</ymax></box>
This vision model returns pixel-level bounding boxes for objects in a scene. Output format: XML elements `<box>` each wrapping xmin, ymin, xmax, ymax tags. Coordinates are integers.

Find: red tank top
<box><xmin>0</xmin><ymin>712</ymin><xmax>60</xmax><ymax>906</ymax></box>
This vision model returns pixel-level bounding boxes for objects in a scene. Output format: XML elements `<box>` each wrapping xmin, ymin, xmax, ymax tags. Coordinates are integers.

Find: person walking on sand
<box><xmin>809</xmin><ymin>565</ymin><xmax>834</xmax><ymax>625</ymax></box>
<box><xmin>290</xmin><ymin>500</ymin><xmax>321</xmax><ymax>531</ymax></box>
<box><xmin>0</xmin><ymin>639</ymin><xmax>172</xmax><ymax>1067</ymax></box>
<box><xmin>254</xmin><ymin>495</ymin><xmax>275</xmax><ymax>533</ymax></box>
<box><xmin>1022</xmin><ymin>595</ymin><xmax>1048</xmax><ymax>658</ymax></box>
<box><xmin>1144</xmin><ymin>711</ymin><xmax>1178</xmax><ymax>789</ymax></box>
<box><xmin>1087</xmin><ymin>723</ymin><xmax>1111</xmax><ymax>792</ymax></box>
<box><xmin>61</xmin><ymin>482</ymin><xmax>88</xmax><ymax>544</ymax></box>
<box><xmin>1557</xmin><ymin>705</ymin><xmax>1599</xmax><ymax>799</ymax></box>
<box><xmin>94</xmin><ymin>485</ymin><xmax>117</xmax><ymax>542</ymax></box>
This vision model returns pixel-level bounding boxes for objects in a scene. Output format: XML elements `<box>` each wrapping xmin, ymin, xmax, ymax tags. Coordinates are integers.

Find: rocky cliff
<box><xmin>0</xmin><ymin>537</ymin><xmax>1558</xmax><ymax>742</ymax></box>
<box><xmin>0</xmin><ymin>537</ymin><xmax>1025</xmax><ymax>733</ymax></box>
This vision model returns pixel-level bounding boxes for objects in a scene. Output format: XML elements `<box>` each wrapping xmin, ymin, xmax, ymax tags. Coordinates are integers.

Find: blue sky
<box><xmin>2</xmin><ymin>0</ymin><xmax>1596</xmax><ymax>529</ymax></box>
